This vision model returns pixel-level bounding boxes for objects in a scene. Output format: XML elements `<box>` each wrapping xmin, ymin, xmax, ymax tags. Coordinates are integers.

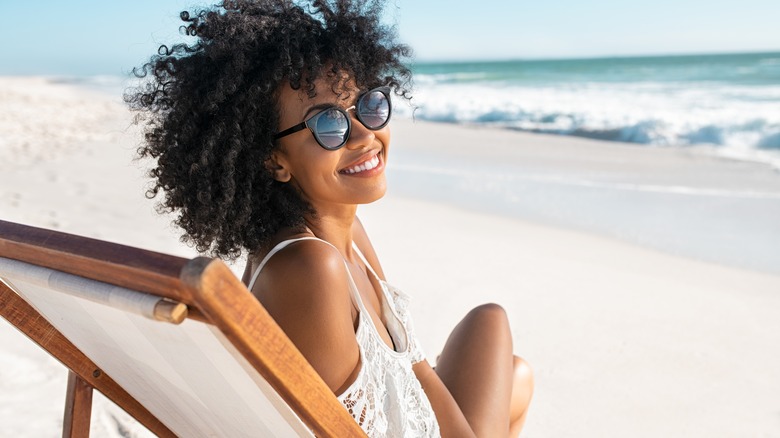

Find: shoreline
<box><xmin>387</xmin><ymin>117</ymin><xmax>780</xmax><ymax>275</ymax></box>
<box><xmin>6</xmin><ymin>74</ymin><xmax>780</xmax><ymax>168</ymax></box>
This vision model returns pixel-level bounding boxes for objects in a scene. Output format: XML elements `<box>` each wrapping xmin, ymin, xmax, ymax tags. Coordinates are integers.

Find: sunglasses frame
<box><xmin>273</xmin><ymin>86</ymin><xmax>392</xmax><ymax>151</ymax></box>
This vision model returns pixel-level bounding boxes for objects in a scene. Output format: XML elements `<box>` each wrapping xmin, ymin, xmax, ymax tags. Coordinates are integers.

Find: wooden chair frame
<box><xmin>0</xmin><ymin>219</ymin><xmax>366</xmax><ymax>437</ymax></box>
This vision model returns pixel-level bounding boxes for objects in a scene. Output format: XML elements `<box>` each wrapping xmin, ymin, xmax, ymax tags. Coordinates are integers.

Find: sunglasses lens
<box><xmin>313</xmin><ymin>108</ymin><xmax>350</xmax><ymax>149</ymax></box>
<box><xmin>358</xmin><ymin>89</ymin><xmax>390</xmax><ymax>129</ymax></box>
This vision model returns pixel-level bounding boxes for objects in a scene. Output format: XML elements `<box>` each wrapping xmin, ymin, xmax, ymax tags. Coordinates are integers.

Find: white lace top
<box><xmin>248</xmin><ymin>237</ymin><xmax>441</xmax><ymax>437</ymax></box>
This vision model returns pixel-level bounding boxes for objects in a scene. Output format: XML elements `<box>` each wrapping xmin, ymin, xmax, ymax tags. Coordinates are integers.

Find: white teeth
<box><xmin>344</xmin><ymin>153</ymin><xmax>380</xmax><ymax>174</ymax></box>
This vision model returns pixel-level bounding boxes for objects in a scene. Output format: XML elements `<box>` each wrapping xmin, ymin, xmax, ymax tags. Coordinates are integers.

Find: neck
<box><xmin>303</xmin><ymin>202</ymin><xmax>358</xmax><ymax>259</ymax></box>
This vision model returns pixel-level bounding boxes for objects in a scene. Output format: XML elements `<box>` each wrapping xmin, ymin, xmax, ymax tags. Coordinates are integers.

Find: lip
<box><xmin>338</xmin><ymin>149</ymin><xmax>384</xmax><ymax>177</ymax></box>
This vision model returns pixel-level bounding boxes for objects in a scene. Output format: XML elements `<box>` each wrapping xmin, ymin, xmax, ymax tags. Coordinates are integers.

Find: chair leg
<box><xmin>63</xmin><ymin>370</ymin><xmax>93</xmax><ymax>438</ymax></box>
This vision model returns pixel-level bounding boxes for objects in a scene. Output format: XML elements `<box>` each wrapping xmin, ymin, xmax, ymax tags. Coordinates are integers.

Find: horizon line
<box><xmin>411</xmin><ymin>48</ymin><xmax>780</xmax><ymax>65</ymax></box>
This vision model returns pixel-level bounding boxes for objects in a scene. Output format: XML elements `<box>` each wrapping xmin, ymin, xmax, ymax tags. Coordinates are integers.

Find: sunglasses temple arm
<box><xmin>274</xmin><ymin>122</ymin><xmax>307</xmax><ymax>140</ymax></box>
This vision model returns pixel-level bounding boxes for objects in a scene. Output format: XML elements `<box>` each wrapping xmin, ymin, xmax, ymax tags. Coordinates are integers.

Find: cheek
<box><xmin>377</xmin><ymin>127</ymin><xmax>391</xmax><ymax>152</ymax></box>
<box><xmin>289</xmin><ymin>148</ymin><xmax>342</xmax><ymax>185</ymax></box>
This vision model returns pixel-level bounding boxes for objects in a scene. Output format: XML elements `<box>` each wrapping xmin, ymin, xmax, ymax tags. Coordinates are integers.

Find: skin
<box><xmin>242</xmin><ymin>76</ymin><xmax>533</xmax><ymax>437</ymax></box>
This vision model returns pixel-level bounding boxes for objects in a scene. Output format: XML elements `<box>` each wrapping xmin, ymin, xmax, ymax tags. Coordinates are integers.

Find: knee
<box><xmin>468</xmin><ymin>302</ymin><xmax>507</xmax><ymax>318</ymax></box>
<box><xmin>461</xmin><ymin>303</ymin><xmax>511</xmax><ymax>338</ymax></box>
<box><xmin>513</xmin><ymin>356</ymin><xmax>534</xmax><ymax>393</ymax></box>
<box><xmin>510</xmin><ymin>356</ymin><xmax>534</xmax><ymax>424</ymax></box>
<box><xmin>466</xmin><ymin>303</ymin><xmax>509</xmax><ymax>327</ymax></box>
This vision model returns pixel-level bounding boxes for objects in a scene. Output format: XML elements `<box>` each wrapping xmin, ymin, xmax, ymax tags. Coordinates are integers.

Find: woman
<box><xmin>127</xmin><ymin>1</ymin><xmax>533</xmax><ymax>436</ymax></box>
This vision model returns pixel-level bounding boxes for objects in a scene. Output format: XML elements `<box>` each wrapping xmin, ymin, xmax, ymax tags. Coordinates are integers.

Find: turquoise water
<box><xmin>413</xmin><ymin>52</ymin><xmax>780</xmax><ymax>86</ymax></box>
<box><xmin>404</xmin><ymin>52</ymin><xmax>780</xmax><ymax>167</ymax></box>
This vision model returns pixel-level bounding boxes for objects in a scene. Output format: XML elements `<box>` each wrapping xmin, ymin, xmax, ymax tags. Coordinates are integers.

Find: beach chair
<box><xmin>0</xmin><ymin>219</ymin><xmax>366</xmax><ymax>437</ymax></box>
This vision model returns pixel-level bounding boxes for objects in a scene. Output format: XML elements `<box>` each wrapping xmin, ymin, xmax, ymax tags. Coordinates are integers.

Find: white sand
<box><xmin>1</xmin><ymin>77</ymin><xmax>779</xmax><ymax>437</ymax></box>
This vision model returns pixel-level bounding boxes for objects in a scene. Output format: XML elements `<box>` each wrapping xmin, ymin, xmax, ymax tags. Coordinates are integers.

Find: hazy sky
<box><xmin>2</xmin><ymin>0</ymin><xmax>779</xmax><ymax>75</ymax></box>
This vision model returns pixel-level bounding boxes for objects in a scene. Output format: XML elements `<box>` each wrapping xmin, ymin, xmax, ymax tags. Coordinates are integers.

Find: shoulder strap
<box><xmin>247</xmin><ymin>237</ymin><xmax>337</xmax><ymax>291</ymax></box>
<box><xmin>351</xmin><ymin>241</ymin><xmax>381</xmax><ymax>281</ymax></box>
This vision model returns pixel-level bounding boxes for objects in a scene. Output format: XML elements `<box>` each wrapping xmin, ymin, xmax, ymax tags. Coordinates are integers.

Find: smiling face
<box><xmin>269</xmin><ymin>77</ymin><xmax>390</xmax><ymax>213</ymax></box>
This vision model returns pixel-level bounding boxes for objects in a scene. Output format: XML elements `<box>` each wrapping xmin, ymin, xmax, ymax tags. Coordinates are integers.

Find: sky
<box><xmin>1</xmin><ymin>0</ymin><xmax>779</xmax><ymax>75</ymax></box>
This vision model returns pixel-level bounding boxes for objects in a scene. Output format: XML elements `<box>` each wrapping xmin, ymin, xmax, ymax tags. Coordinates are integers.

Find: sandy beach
<box><xmin>1</xmin><ymin>77</ymin><xmax>779</xmax><ymax>437</ymax></box>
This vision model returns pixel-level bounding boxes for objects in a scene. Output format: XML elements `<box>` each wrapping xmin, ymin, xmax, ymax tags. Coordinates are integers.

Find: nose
<box><xmin>344</xmin><ymin>112</ymin><xmax>375</xmax><ymax>150</ymax></box>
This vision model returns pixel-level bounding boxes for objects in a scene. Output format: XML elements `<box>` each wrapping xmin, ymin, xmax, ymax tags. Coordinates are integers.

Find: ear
<box><xmin>265</xmin><ymin>151</ymin><xmax>292</xmax><ymax>183</ymax></box>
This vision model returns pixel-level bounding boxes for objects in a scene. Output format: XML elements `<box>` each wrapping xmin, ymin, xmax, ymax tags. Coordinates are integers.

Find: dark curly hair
<box><xmin>125</xmin><ymin>0</ymin><xmax>412</xmax><ymax>260</ymax></box>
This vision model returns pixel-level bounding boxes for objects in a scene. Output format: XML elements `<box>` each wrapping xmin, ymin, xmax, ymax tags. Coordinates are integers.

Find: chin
<box><xmin>361</xmin><ymin>192</ymin><xmax>386</xmax><ymax>205</ymax></box>
<box><xmin>358</xmin><ymin>183</ymin><xmax>387</xmax><ymax>205</ymax></box>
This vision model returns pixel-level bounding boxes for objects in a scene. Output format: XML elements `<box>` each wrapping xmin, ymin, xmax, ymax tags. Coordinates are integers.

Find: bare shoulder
<box><xmin>252</xmin><ymin>239</ymin><xmax>360</xmax><ymax>393</ymax></box>
<box><xmin>352</xmin><ymin>216</ymin><xmax>386</xmax><ymax>280</ymax></box>
<box><xmin>255</xmin><ymin>239</ymin><xmax>350</xmax><ymax>300</ymax></box>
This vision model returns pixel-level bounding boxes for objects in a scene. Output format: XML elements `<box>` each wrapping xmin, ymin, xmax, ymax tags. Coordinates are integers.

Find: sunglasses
<box><xmin>274</xmin><ymin>86</ymin><xmax>392</xmax><ymax>150</ymax></box>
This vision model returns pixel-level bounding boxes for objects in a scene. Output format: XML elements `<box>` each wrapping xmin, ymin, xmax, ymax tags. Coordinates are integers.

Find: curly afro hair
<box><xmin>125</xmin><ymin>0</ymin><xmax>412</xmax><ymax>260</ymax></box>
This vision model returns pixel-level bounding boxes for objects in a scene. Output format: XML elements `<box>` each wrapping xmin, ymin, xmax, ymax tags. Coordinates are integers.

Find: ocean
<box><xmin>401</xmin><ymin>52</ymin><xmax>780</xmax><ymax>169</ymax></box>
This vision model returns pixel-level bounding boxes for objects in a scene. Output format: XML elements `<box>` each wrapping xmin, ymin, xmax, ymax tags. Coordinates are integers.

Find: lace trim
<box><xmin>383</xmin><ymin>282</ymin><xmax>426</xmax><ymax>364</ymax></box>
<box><xmin>337</xmin><ymin>283</ymin><xmax>439</xmax><ymax>437</ymax></box>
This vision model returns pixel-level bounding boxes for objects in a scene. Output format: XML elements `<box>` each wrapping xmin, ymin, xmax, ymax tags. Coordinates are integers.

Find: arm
<box><xmin>414</xmin><ymin>360</ymin><xmax>477</xmax><ymax>438</ymax></box>
<box><xmin>251</xmin><ymin>240</ymin><xmax>361</xmax><ymax>394</ymax></box>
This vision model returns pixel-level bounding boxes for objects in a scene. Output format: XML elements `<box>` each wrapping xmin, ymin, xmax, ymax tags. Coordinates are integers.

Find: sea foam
<box><xmin>402</xmin><ymin>53</ymin><xmax>780</xmax><ymax>169</ymax></box>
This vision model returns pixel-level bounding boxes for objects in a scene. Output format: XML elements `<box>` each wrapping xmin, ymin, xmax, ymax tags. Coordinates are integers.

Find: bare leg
<box><xmin>509</xmin><ymin>356</ymin><xmax>534</xmax><ymax>437</ymax></box>
<box><xmin>435</xmin><ymin>303</ymin><xmax>514</xmax><ymax>437</ymax></box>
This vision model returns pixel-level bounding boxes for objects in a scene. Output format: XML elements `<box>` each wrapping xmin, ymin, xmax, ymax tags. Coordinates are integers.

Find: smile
<box><xmin>340</xmin><ymin>152</ymin><xmax>381</xmax><ymax>175</ymax></box>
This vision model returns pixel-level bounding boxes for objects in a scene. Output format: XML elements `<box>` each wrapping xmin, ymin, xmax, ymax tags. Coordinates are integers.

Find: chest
<box><xmin>346</xmin><ymin>261</ymin><xmax>400</xmax><ymax>352</ymax></box>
